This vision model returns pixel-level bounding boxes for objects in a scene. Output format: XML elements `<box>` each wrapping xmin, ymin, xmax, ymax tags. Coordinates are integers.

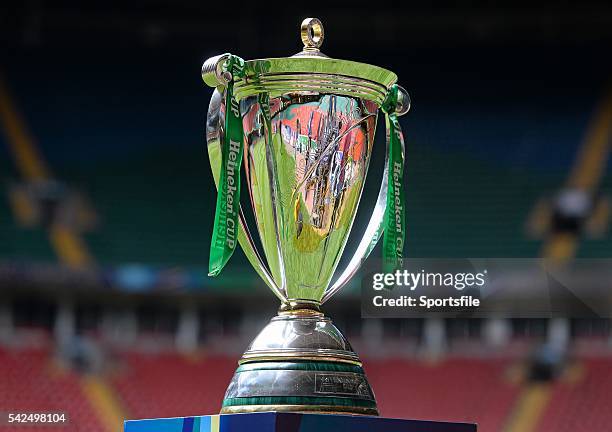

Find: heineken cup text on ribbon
<box><xmin>208</xmin><ymin>55</ymin><xmax>245</xmax><ymax>277</ymax></box>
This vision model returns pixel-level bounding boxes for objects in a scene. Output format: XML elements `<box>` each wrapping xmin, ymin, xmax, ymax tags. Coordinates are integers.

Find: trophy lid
<box><xmin>202</xmin><ymin>18</ymin><xmax>398</xmax><ymax>105</ymax></box>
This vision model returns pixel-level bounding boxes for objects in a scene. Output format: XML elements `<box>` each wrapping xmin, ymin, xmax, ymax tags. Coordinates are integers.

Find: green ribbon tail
<box><xmin>382</xmin><ymin>85</ymin><xmax>406</xmax><ymax>273</ymax></box>
<box><xmin>208</xmin><ymin>56</ymin><xmax>245</xmax><ymax>276</ymax></box>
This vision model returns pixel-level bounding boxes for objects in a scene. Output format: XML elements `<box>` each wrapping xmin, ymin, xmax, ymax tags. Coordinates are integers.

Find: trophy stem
<box><xmin>278</xmin><ymin>299</ymin><xmax>321</xmax><ymax>314</ymax></box>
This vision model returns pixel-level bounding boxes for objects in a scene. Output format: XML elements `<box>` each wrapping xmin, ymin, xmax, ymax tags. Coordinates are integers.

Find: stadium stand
<box><xmin>0</xmin><ymin>346</ymin><xmax>105</xmax><ymax>432</ymax></box>
<box><xmin>536</xmin><ymin>357</ymin><xmax>612</xmax><ymax>432</ymax></box>
<box><xmin>3</xmin><ymin>47</ymin><xmax>611</xmax><ymax>270</ymax></box>
<box><xmin>111</xmin><ymin>352</ymin><xmax>236</xmax><ymax>419</ymax></box>
<box><xmin>2</xmin><ymin>334</ymin><xmax>612</xmax><ymax>432</ymax></box>
<box><xmin>1</xmin><ymin>4</ymin><xmax>611</xmax><ymax>432</ymax></box>
<box><xmin>110</xmin><ymin>353</ymin><xmax>520</xmax><ymax>426</ymax></box>
<box><xmin>367</xmin><ymin>357</ymin><xmax>519</xmax><ymax>429</ymax></box>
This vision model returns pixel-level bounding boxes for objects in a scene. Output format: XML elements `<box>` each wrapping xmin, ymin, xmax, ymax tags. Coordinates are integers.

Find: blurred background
<box><xmin>1</xmin><ymin>1</ymin><xmax>611</xmax><ymax>431</ymax></box>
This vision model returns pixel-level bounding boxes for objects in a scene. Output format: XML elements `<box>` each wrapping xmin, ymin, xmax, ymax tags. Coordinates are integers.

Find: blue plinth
<box><xmin>124</xmin><ymin>412</ymin><xmax>476</xmax><ymax>432</ymax></box>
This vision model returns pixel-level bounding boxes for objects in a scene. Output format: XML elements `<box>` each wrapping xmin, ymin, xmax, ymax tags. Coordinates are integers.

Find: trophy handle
<box><xmin>321</xmin><ymin>93</ymin><xmax>408</xmax><ymax>304</ymax></box>
<box><xmin>206</xmin><ymin>88</ymin><xmax>286</xmax><ymax>302</ymax></box>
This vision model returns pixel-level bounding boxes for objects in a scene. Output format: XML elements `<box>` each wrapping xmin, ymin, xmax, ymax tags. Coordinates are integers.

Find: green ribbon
<box><xmin>208</xmin><ymin>55</ymin><xmax>246</xmax><ymax>276</ymax></box>
<box><xmin>381</xmin><ymin>84</ymin><xmax>406</xmax><ymax>273</ymax></box>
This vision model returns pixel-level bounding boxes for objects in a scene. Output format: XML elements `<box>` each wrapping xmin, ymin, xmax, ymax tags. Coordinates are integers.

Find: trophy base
<box><xmin>221</xmin><ymin>306</ymin><xmax>378</xmax><ymax>416</ymax></box>
<box><xmin>220</xmin><ymin>403</ymin><xmax>377</xmax><ymax>416</ymax></box>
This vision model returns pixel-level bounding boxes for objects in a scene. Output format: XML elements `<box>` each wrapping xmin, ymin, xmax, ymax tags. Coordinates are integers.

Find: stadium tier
<box><xmin>111</xmin><ymin>352</ymin><xmax>236</xmax><ymax>419</ymax></box>
<box><xmin>536</xmin><ymin>357</ymin><xmax>612</xmax><ymax>432</ymax></box>
<box><xmin>109</xmin><ymin>353</ymin><xmax>519</xmax><ymax>425</ymax></box>
<box><xmin>1</xmin><ymin>46</ymin><xmax>611</xmax><ymax>278</ymax></box>
<box><xmin>3</xmin><ymin>345</ymin><xmax>612</xmax><ymax>432</ymax></box>
<box><xmin>0</xmin><ymin>344</ymin><xmax>521</xmax><ymax>431</ymax></box>
<box><xmin>367</xmin><ymin>357</ymin><xmax>518</xmax><ymax>429</ymax></box>
<box><xmin>0</xmin><ymin>346</ymin><xmax>105</xmax><ymax>432</ymax></box>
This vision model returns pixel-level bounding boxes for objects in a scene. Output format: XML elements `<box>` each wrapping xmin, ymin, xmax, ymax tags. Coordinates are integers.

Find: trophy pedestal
<box><xmin>221</xmin><ymin>309</ymin><xmax>378</xmax><ymax>415</ymax></box>
<box><xmin>124</xmin><ymin>412</ymin><xmax>476</xmax><ymax>432</ymax></box>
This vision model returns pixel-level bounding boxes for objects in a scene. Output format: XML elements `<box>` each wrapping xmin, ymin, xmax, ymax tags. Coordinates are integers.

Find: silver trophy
<box><xmin>202</xmin><ymin>18</ymin><xmax>409</xmax><ymax>415</ymax></box>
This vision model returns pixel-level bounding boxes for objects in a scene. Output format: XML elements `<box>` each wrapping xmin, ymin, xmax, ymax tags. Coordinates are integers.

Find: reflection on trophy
<box><xmin>202</xmin><ymin>18</ymin><xmax>410</xmax><ymax>416</ymax></box>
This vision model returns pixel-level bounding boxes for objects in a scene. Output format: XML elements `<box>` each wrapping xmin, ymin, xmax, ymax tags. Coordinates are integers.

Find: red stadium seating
<box><xmin>112</xmin><ymin>352</ymin><xmax>518</xmax><ymax>431</ymax></box>
<box><xmin>0</xmin><ymin>346</ymin><xmax>104</xmax><ymax>432</ymax></box>
<box><xmin>112</xmin><ymin>352</ymin><xmax>236</xmax><ymax>419</ymax></box>
<box><xmin>536</xmin><ymin>357</ymin><xmax>612</xmax><ymax>432</ymax></box>
<box><xmin>366</xmin><ymin>357</ymin><xmax>519</xmax><ymax>431</ymax></box>
<box><xmin>5</xmin><ymin>346</ymin><xmax>610</xmax><ymax>432</ymax></box>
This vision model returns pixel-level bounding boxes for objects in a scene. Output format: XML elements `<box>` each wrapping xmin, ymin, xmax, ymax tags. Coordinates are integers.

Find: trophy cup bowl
<box><xmin>203</xmin><ymin>18</ymin><xmax>409</xmax><ymax>416</ymax></box>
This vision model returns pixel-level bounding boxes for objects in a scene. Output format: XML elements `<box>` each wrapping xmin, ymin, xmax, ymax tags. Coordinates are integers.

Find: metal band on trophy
<box><xmin>202</xmin><ymin>18</ymin><xmax>410</xmax><ymax>416</ymax></box>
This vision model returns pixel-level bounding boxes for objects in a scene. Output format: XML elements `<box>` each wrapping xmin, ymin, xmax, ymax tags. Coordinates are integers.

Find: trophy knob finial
<box><xmin>301</xmin><ymin>18</ymin><xmax>324</xmax><ymax>51</ymax></box>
